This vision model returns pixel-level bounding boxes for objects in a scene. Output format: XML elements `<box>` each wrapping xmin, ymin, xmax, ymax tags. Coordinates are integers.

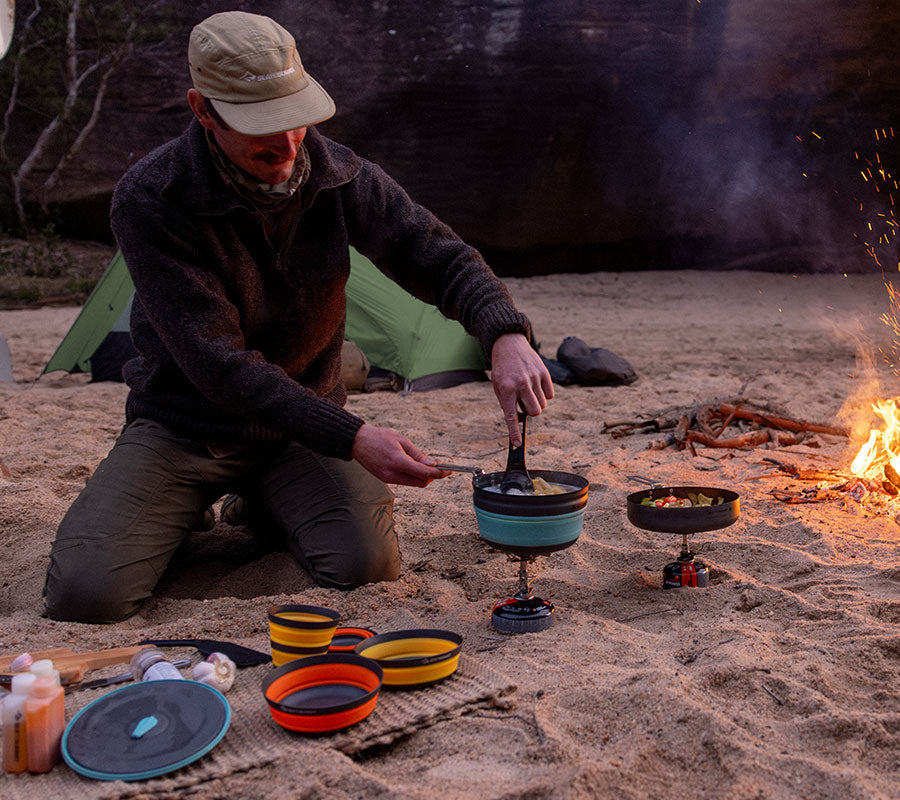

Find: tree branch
<box><xmin>41</xmin><ymin>22</ymin><xmax>136</xmax><ymax>207</ymax></box>
<box><xmin>0</xmin><ymin>0</ymin><xmax>44</xmax><ymax>164</ymax></box>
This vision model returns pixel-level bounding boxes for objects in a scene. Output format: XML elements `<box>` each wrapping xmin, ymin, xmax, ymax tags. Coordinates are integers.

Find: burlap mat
<box><xmin>3</xmin><ymin>652</ymin><xmax>516</xmax><ymax>799</ymax></box>
<box><xmin>328</xmin><ymin>652</ymin><xmax>517</xmax><ymax>753</ymax></box>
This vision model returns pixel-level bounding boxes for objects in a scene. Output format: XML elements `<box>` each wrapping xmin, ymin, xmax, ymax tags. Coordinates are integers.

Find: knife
<box><xmin>76</xmin><ymin>658</ymin><xmax>192</xmax><ymax>690</ymax></box>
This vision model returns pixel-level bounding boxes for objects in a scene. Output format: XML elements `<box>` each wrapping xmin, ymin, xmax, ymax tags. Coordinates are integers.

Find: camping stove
<box><xmin>491</xmin><ymin>555</ymin><xmax>555</xmax><ymax>633</ymax></box>
<box><xmin>471</xmin><ymin>469</ymin><xmax>589</xmax><ymax>635</ymax></box>
<box><xmin>625</xmin><ymin>479</ymin><xmax>740</xmax><ymax>590</ymax></box>
<box><xmin>661</xmin><ymin>533</ymin><xmax>710</xmax><ymax>589</ymax></box>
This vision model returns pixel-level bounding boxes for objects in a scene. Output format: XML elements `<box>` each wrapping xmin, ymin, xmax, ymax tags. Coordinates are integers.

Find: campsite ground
<box><xmin>1</xmin><ymin>261</ymin><xmax>900</xmax><ymax>799</ymax></box>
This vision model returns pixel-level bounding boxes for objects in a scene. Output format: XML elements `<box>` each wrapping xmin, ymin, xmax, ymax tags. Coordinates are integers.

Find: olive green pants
<box><xmin>44</xmin><ymin>419</ymin><xmax>398</xmax><ymax>623</ymax></box>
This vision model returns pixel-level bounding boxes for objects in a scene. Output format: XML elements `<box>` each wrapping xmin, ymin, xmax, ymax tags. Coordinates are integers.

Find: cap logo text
<box><xmin>239</xmin><ymin>66</ymin><xmax>297</xmax><ymax>82</ymax></box>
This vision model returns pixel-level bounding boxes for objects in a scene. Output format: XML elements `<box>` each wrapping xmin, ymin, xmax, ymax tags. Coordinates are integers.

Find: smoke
<box><xmin>589</xmin><ymin>0</ymin><xmax>889</xmax><ymax>271</ymax></box>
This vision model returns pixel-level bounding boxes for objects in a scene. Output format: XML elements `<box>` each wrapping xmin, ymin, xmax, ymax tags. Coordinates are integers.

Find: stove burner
<box><xmin>662</xmin><ymin>551</ymin><xmax>710</xmax><ymax>589</ymax></box>
<box><xmin>491</xmin><ymin>556</ymin><xmax>555</xmax><ymax>633</ymax></box>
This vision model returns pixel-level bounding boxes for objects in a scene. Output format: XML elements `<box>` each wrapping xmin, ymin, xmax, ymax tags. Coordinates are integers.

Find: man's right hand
<box><xmin>351</xmin><ymin>424</ymin><xmax>450</xmax><ymax>487</ymax></box>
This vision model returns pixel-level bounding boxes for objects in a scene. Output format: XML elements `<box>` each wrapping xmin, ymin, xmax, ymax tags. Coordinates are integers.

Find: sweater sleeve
<box><xmin>341</xmin><ymin>158</ymin><xmax>532</xmax><ymax>361</ymax></box>
<box><xmin>110</xmin><ymin>191</ymin><xmax>365</xmax><ymax>459</ymax></box>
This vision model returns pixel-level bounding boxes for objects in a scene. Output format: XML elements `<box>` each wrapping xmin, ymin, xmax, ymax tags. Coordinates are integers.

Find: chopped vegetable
<box><xmin>640</xmin><ymin>492</ymin><xmax>724</xmax><ymax>508</ymax></box>
<box><xmin>689</xmin><ymin>492</ymin><xmax>716</xmax><ymax>506</ymax></box>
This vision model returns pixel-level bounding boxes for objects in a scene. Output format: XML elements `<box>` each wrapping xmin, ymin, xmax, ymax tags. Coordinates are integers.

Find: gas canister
<box><xmin>662</xmin><ymin>557</ymin><xmax>709</xmax><ymax>589</ymax></box>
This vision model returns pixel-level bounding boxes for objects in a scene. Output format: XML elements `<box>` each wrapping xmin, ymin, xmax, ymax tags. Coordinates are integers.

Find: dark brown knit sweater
<box><xmin>109</xmin><ymin>120</ymin><xmax>530</xmax><ymax>459</ymax></box>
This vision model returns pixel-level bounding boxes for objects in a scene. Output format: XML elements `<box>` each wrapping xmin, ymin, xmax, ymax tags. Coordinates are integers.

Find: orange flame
<box><xmin>849</xmin><ymin>398</ymin><xmax>900</xmax><ymax>477</ymax></box>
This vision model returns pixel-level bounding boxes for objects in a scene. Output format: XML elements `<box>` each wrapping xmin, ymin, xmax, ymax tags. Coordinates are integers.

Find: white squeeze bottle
<box><xmin>2</xmin><ymin>672</ymin><xmax>37</xmax><ymax>774</ymax></box>
<box><xmin>29</xmin><ymin>658</ymin><xmax>61</xmax><ymax>685</ymax></box>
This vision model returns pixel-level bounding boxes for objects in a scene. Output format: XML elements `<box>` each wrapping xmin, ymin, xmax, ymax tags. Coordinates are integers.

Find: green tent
<box><xmin>43</xmin><ymin>249</ymin><xmax>134</xmax><ymax>377</ymax></box>
<box><xmin>44</xmin><ymin>248</ymin><xmax>488</xmax><ymax>391</ymax></box>
<box><xmin>344</xmin><ymin>248</ymin><xmax>487</xmax><ymax>389</ymax></box>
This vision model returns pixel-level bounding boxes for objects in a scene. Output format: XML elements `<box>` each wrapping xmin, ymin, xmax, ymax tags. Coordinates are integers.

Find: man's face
<box><xmin>212</xmin><ymin>125</ymin><xmax>307</xmax><ymax>185</ymax></box>
<box><xmin>187</xmin><ymin>89</ymin><xmax>308</xmax><ymax>185</ymax></box>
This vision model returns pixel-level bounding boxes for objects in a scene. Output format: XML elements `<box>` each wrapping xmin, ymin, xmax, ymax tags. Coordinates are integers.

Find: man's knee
<box><xmin>44</xmin><ymin>540</ymin><xmax>149</xmax><ymax>623</ymax></box>
<box><xmin>296</xmin><ymin>503</ymin><xmax>400</xmax><ymax>589</ymax></box>
<box><xmin>311</xmin><ymin>558</ymin><xmax>400</xmax><ymax>590</ymax></box>
<box><xmin>320</xmin><ymin>538</ymin><xmax>401</xmax><ymax>589</ymax></box>
<box><xmin>44</xmin><ymin>571</ymin><xmax>142</xmax><ymax>623</ymax></box>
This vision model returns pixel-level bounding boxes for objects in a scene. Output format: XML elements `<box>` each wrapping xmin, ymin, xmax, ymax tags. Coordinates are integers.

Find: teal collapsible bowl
<box><xmin>472</xmin><ymin>469</ymin><xmax>589</xmax><ymax>555</ymax></box>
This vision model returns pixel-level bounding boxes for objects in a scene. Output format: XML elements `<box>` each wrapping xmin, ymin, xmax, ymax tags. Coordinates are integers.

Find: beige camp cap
<box><xmin>188</xmin><ymin>11</ymin><xmax>335</xmax><ymax>136</ymax></box>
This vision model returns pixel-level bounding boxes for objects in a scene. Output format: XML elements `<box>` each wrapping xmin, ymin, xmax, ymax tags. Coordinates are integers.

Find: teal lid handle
<box><xmin>131</xmin><ymin>715</ymin><xmax>159</xmax><ymax>739</ymax></box>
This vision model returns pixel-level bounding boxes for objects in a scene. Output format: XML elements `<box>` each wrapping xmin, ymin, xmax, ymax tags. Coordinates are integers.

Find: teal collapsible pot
<box><xmin>472</xmin><ymin>469</ymin><xmax>589</xmax><ymax>555</ymax></box>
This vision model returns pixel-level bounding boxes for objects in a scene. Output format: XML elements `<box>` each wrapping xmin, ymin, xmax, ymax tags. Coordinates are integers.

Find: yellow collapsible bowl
<box><xmin>268</xmin><ymin>604</ymin><xmax>341</xmax><ymax>667</ymax></box>
<box><xmin>353</xmin><ymin>629</ymin><xmax>462</xmax><ymax>689</ymax></box>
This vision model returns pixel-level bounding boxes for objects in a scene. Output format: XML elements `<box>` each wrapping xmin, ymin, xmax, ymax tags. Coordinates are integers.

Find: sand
<box><xmin>1</xmin><ymin>269</ymin><xmax>899</xmax><ymax>799</ymax></box>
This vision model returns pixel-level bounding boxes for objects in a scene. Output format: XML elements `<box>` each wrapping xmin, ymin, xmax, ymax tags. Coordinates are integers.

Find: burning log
<box><xmin>761</xmin><ymin>457</ymin><xmax>900</xmax><ymax>505</ymax></box>
<box><xmin>761</xmin><ymin>458</ymin><xmax>849</xmax><ymax>482</ymax></box>
<box><xmin>884</xmin><ymin>462</ymin><xmax>900</xmax><ymax>490</ymax></box>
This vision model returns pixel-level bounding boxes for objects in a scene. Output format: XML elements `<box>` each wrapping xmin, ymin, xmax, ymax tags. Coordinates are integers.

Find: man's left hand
<box><xmin>490</xmin><ymin>333</ymin><xmax>554</xmax><ymax>446</ymax></box>
<box><xmin>351</xmin><ymin>424</ymin><xmax>450</xmax><ymax>487</ymax></box>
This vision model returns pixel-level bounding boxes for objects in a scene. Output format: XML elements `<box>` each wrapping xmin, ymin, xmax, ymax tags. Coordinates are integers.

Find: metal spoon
<box><xmin>500</xmin><ymin>410</ymin><xmax>533</xmax><ymax>494</ymax></box>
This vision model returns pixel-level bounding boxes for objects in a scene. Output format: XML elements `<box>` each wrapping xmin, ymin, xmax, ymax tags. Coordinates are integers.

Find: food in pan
<box><xmin>530</xmin><ymin>477</ymin><xmax>567</xmax><ymax>496</ymax></box>
<box><xmin>640</xmin><ymin>492</ymin><xmax>723</xmax><ymax>508</ymax></box>
<box><xmin>483</xmin><ymin>477</ymin><xmax>572</xmax><ymax>496</ymax></box>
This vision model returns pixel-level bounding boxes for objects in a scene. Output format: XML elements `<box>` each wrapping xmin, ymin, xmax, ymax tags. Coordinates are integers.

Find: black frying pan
<box><xmin>626</xmin><ymin>483</ymin><xmax>740</xmax><ymax>534</ymax></box>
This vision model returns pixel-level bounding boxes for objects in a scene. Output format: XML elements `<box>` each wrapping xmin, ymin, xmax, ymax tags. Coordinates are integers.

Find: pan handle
<box><xmin>435</xmin><ymin>463</ymin><xmax>484</xmax><ymax>475</ymax></box>
<box><xmin>627</xmin><ymin>474</ymin><xmax>665</xmax><ymax>488</ymax></box>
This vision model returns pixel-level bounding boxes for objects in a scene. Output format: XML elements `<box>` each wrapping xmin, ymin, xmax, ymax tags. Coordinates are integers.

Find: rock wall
<box><xmin>19</xmin><ymin>0</ymin><xmax>900</xmax><ymax>273</ymax></box>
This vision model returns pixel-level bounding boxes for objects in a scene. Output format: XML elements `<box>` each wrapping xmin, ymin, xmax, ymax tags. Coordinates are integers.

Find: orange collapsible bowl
<box><xmin>268</xmin><ymin>604</ymin><xmax>341</xmax><ymax>667</ymax></box>
<box><xmin>328</xmin><ymin>627</ymin><xmax>376</xmax><ymax>653</ymax></box>
<box><xmin>262</xmin><ymin>653</ymin><xmax>383</xmax><ymax>734</ymax></box>
<box><xmin>354</xmin><ymin>629</ymin><xmax>462</xmax><ymax>689</ymax></box>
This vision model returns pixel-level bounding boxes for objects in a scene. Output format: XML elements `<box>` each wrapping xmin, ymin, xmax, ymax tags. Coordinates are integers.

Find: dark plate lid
<box><xmin>62</xmin><ymin>680</ymin><xmax>231</xmax><ymax>781</ymax></box>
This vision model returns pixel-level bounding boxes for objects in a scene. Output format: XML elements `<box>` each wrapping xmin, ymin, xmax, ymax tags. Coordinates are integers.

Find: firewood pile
<box><xmin>759</xmin><ymin>457</ymin><xmax>899</xmax><ymax>504</ymax></box>
<box><xmin>602</xmin><ymin>398</ymin><xmax>848</xmax><ymax>454</ymax></box>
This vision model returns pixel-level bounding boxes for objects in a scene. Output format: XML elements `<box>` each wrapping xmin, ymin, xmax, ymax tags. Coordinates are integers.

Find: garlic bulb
<box><xmin>10</xmin><ymin>653</ymin><xmax>34</xmax><ymax>672</ymax></box>
<box><xmin>191</xmin><ymin>652</ymin><xmax>236</xmax><ymax>692</ymax></box>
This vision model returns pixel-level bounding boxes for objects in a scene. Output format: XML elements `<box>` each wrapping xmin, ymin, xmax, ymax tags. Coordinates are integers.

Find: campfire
<box><xmin>842</xmin><ymin>397</ymin><xmax>900</xmax><ymax>500</ymax></box>
<box><xmin>843</xmin><ymin>125</ymin><xmax>900</xmax><ymax>499</ymax></box>
<box><xmin>603</xmin><ymin>395</ymin><xmax>900</xmax><ymax>506</ymax></box>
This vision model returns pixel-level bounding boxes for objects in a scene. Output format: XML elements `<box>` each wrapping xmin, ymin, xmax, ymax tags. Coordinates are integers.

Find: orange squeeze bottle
<box><xmin>24</xmin><ymin>674</ymin><xmax>65</xmax><ymax>773</ymax></box>
<box><xmin>2</xmin><ymin>672</ymin><xmax>37</xmax><ymax>773</ymax></box>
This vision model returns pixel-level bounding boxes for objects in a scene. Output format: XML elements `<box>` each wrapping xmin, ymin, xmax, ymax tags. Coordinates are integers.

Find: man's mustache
<box><xmin>254</xmin><ymin>150</ymin><xmax>295</xmax><ymax>164</ymax></box>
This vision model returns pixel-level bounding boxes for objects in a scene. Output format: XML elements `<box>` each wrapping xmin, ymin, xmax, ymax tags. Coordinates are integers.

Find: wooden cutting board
<box><xmin>0</xmin><ymin>645</ymin><xmax>151</xmax><ymax>684</ymax></box>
